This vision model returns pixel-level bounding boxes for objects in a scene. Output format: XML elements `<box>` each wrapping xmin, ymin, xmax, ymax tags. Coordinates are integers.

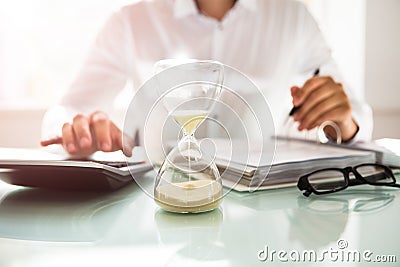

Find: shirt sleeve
<box><xmin>42</xmin><ymin>9</ymin><xmax>132</xmax><ymax>140</ymax></box>
<box><xmin>295</xmin><ymin>2</ymin><xmax>373</xmax><ymax>143</ymax></box>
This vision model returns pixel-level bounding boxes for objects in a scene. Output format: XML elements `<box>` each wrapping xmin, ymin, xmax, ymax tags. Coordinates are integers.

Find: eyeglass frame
<box><xmin>297</xmin><ymin>163</ymin><xmax>400</xmax><ymax>197</ymax></box>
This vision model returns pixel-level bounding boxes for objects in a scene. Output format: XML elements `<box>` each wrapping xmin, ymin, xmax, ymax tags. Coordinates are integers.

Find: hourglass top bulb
<box><xmin>171</xmin><ymin>109</ymin><xmax>208</xmax><ymax>135</ymax></box>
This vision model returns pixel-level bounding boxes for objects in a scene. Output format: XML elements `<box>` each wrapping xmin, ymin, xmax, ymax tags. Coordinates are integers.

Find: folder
<box><xmin>350</xmin><ymin>138</ymin><xmax>400</xmax><ymax>168</ymax></box>
<box><xmin>213</xmin><ymin>138</ymin><xmax>376</xmax><ymax>192</ymax></box>
<box><xmin>0</xmin><ymin>147</ymin><xmax>152</xmax><ymax>191</ymax></box>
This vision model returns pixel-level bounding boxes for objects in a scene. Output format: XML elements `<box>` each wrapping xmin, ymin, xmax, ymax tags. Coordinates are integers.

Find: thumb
<box><xmin>290</xmin><ymin>86</ymin><xmax>300</xmax><ymax>96</ymax></box>
<box><xmin>290</xmin><ymin>86</ymin><xmax>301</xmax><ymax>105</ymax></box>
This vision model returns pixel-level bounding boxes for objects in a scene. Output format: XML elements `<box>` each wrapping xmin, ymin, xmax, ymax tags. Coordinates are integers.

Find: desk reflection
<box><xmin>154</xmin><ymin>208</ymin><xmax>226</xmax><ymax>265</ymax></box>
<box><xmin>297</xmin><ymin>189</ymin><xmax>395</xmax><ymax>214</ymax></box>
<box><xmin>288</xmin><ymin>189</ymin><xmax>396</xmax><ymax>249</ymax></box>
<box><xmin>224</xmin><ymin>186</ymin><xmax>396</xmax><ymax>251</ymax></box>
<box><xmin>0</xmin><ymin>184</ymin><xmax>139</xmax><ymax>242</ymax></box>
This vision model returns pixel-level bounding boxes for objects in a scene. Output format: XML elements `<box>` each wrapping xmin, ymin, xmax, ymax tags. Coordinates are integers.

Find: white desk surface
<box><xmin>0</xmin><ymin>171</ymin><xmax>399</xmax><ymax>267</ymax></box>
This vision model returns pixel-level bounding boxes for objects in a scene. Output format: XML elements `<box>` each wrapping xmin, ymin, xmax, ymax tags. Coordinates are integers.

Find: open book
<box><xmin>0</xmin><ymin>147</ymin><xmax>152</xmax><ymax>191</ymax></box>
<box><xmin>213</xmin><ymin>138</ymin><xmax>376</xmax><ymax>192</ymax></box>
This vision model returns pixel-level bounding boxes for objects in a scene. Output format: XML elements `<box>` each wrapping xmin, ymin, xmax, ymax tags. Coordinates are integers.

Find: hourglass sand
<box><xmin>153</xmin><ymin>60</ymin><xmax>224</xmax><ymax>213</ymax></box>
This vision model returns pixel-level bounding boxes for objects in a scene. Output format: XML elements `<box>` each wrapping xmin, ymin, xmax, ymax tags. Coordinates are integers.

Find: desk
<box><xmin>0</xmin><ymin>171</ymin><xmax>399</xmax><ymax>267</ymax></box>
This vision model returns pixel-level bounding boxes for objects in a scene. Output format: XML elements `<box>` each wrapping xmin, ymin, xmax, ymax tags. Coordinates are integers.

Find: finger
<box><xmin>298</xmin><ymin>94</ymin><xmax>345</xmax><ymax>130</ymax></box>
<box><xmin>40</xmin><ymin>136</ymin><xmax>63</xmax><ymax>146</ymax></box>
<box><xmin>110</xmin><ymin>122</ymin><xmax>123</xmax><ymax>150</ymax></box>
<box><xmin>123</xmin><ymin>133</ymin><xmax>136</xmax><ymax>149</ymax></box>
<box><xmin>293</xmin><ymin>77</ymin><xmax>331</xmax><ymax>106</ymax></box>
<box><xmin>72</xmin><ymin>114</ymin><xmax>92</xmax><ymax>149</ymax></box>
<box><xmin>62</xmin><ymin>123</ymin><xmax>78</xmax><ymax>154</ymax></box>
<box><xmin>109</xmin><ymin>123</ymin><xmax>134</xmax><ymax>157</ymax></box>
<box><xmin>293</xmin><ymin>85</ymin><xmax>335</xmax><ymax>122</ymax></box>
<box><xmin>90</xmin><ymin>111</ymin><xmax>112</xmax><ymax>152</ymax></box>
<box><xmin>308</xmin><ymin>105</ymin><xmax>352</xmax><ymax>130</ymax></box>
<box><xmin>290</xmin><ymin>86</ymin><xmax>300</xmax><ymax>97</ymax></box>
<box><xmin>122</xmin><ymin>133</ymin><xmax>136</xmax><ymax>157</ymax></box>
<box><xmin>307</xmin><ymin>87</ymin><xmax>350</xmax><ymax>130</ymax></box>
<box><xmin>290</xmin><ymin>86</ymin><xmax>300</xmax><ymax>106</ymax></box>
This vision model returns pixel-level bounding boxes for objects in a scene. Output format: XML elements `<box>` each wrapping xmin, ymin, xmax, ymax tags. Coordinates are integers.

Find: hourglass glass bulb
<box><xmin>153</xmin><ymin>60</ymin><xmax>224</xmax><ymax>213</ymax></box>
<box><xmin>172</xmin><ymin>110</ymin><xmax>208</xmax><ymax>136</ymax></box>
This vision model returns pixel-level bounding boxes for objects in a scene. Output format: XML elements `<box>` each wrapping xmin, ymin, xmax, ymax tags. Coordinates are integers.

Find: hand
<box><xmin>40</xmin><ymin>111</ymin><xmax>134</xmax><ymax>157</ymax></box>
<box><xmin>291</xmin><ymin>76</ymin><xmax>359</xmax><ymax>142</ymax></box>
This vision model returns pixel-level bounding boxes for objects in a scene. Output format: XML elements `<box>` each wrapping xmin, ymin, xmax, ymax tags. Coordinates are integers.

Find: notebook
<box><xmin>213</xmin><ymin>138</ymin><xmax>376</xmax><ymax>192</ymax></box>
<box><xmin>0</xmin><ymin>147</ymin><xmax>152</xmax><ymax>191</ymax></box>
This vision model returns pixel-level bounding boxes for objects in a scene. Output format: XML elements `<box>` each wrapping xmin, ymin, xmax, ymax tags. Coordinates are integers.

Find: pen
<box><xmin>289</xmin><ymin>68</ymin><xmax>320</xmax><ymax>116</ymax></box>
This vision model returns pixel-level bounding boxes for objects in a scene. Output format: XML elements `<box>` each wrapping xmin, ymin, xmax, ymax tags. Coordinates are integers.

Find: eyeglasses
<box><xmin>297</xmin><ymin>164</ymin><xmax>400</xmax><ymax>197</ymax></box>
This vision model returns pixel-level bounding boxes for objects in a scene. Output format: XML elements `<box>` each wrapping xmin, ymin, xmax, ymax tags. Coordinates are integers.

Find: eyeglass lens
<box><xmin>308</xmin><ymin>170</ymin><xmax>347</xmax><ymax>193</ymax></box>
<box><xmin>355</xmin><ymin>165</ymin><xmax>395</xmax><ymax>184</ymax></box>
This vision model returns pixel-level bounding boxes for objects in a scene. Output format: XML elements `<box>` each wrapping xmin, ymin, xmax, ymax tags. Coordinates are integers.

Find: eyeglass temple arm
<box><xmin>351</xmin><ymin>172</ymin><xmax>400</xmax><ymax>187</ymax></box>
<box><xmin>297</xmin><ymin>177</ymin><xmax>313</xmax><ymax>197</ymax></box>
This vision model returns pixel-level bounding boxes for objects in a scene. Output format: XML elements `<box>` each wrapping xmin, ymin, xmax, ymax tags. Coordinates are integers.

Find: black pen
<box><xmin>289</xmin><ymin>68</ymin><xmax>320</xmax><ymax>116</ymax></box>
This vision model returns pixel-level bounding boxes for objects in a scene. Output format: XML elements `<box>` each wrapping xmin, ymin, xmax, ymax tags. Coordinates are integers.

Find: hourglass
<box><xmin>153</xmin><ymin>60</ymin><xmax>224</xmax><ymax>213</ymax></box>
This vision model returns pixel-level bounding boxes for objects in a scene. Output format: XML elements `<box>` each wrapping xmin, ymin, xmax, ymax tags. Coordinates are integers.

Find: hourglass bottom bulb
<box><xmin>154</xmin><ymin>180</ymin><xmax>223</xmax><ymax>213</ymax></box>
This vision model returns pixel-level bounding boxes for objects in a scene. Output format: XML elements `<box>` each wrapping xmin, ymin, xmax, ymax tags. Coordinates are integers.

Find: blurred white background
<box><xmin>0</xmin><ymin>0</ymin><xmax>135</xmax><ymax>107</ymax></box>
<box><xmin>0</xmin><ymin>0</ymin><xmax>399</xmax><ymax>147</ymax></box>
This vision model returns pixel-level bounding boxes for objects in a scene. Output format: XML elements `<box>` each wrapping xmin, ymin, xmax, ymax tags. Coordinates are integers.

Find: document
<box><xmin>351</xmin><ymin>138</ymin><xmax>400</xmax><ymax>168</ymax></box>
<box><xmin>0</xmin><ymin>147</ymin><xmax>152</xmax><ymax>191</ymax></box>
<box><xmin>213</xmin><ymin>138</ymin><xmax>376</xmax><ymax>192</ymax></box>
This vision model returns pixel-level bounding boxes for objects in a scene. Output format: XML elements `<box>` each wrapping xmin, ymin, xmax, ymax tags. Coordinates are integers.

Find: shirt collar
<box><xmin>173</xmin><ymin>0</ymin><xmax>198</xmax><ymax>19</ymax></box>
<box><xmin>173</xmin><ymin>0</ymin><xmax>257</xmax><ymax>19</ymax></box>
<box><xmin>238</xmin><ymin>0</ymin><xmax>257</xmax><ymax>12</ymax></box>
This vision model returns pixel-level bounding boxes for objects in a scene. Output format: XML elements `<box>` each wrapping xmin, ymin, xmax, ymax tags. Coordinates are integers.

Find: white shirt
<box><xmin>42</xmin><ymin>0</ymin><xmax>373</xmax><ymax>143</ymax></box>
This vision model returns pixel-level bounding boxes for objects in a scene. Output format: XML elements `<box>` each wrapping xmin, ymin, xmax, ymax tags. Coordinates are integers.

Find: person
<box><xmin>41</xmin><ymin>0</ymin><xmax>373</xmax><ymax>157</ymax></box>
